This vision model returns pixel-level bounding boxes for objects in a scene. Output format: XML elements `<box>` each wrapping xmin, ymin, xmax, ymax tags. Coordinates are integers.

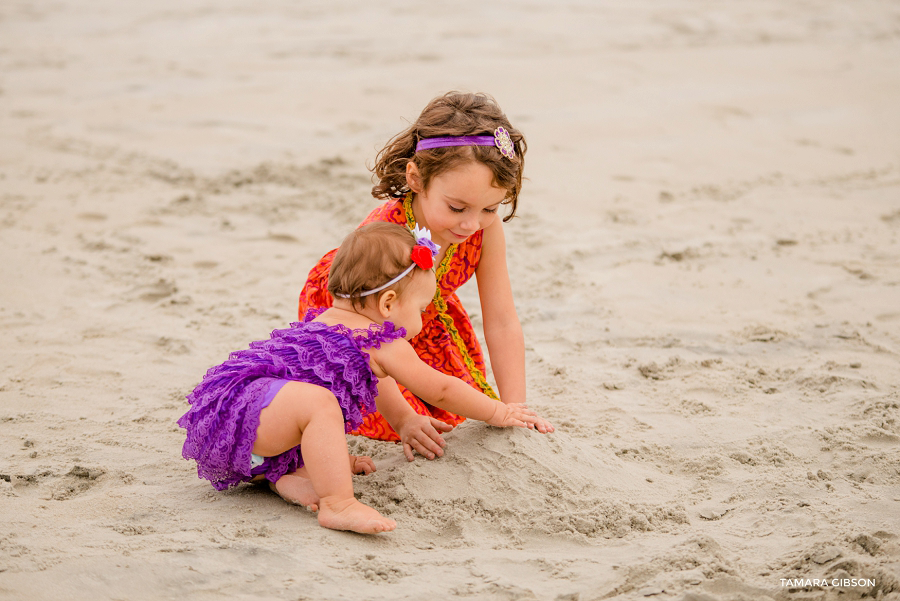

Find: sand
<box><xmin>1</xmin><ymin>1</ymin><xmax>899</xmax><ymax>600</ymax></box>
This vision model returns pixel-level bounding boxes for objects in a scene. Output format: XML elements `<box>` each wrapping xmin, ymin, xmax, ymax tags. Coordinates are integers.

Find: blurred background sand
<box><xmin>1</xmin><ymin>1</ymin><xmax>899</xmax><ymax>600</ymax></box>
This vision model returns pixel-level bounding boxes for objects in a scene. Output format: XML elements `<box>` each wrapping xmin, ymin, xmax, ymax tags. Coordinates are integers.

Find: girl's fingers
<box><xmin>420</xmin><ymin>439</ymin><xmax>443</xmax><ymax>458</ymax></box>
<box><xmin>403</xmin><ymin>443</ymin><xmax>415</xmax><ymax>462</ymax></box>
<box><xmin>423</xmin><ymin>426</ymin><xmax>446</xmax><ymax>449</ymax></box>
<box><xmin>410</xmin><ymin>438</ymin><xmax>436</xmax><ymax>460</ymax></box>
<box><xmin>417</xmin><ymin>430</ymin><xmax>444</xmax><ymax>458</ymax></box>
<box><xmin>429</xmin><ymin>418</ymin><xmax>454</xmax><ymax>433</ymax></box>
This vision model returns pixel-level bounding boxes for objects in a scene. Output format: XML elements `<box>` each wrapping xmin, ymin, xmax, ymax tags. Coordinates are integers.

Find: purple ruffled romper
<box><xmin>178</xmin><ymin>309</ymin><xmax>406</xmax><ymax>491</ymax></box>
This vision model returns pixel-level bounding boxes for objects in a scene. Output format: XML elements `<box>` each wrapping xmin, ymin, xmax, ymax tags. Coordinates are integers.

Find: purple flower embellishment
<box><xmin>417</xmin><ymin>237</ymin><xmax>440</xmax><ymax>257</ymax></box>
<box><xmin>494</xmin><ymin>127</ymin><xmax>515</xmax><ymax>159</ymax></box>
<box><xmin>411</xmin><ymin>224</ymin><xmax>440</xmax><ymax>257</ymax></box>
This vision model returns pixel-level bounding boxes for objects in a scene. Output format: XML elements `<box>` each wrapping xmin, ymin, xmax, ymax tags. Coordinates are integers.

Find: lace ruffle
<box><xmin>302</xmin><ymin>308</ymin><xmax>407</xmax><ymax>350</ymax></box>
<box><xmin>179</xmin><ymin>317</ymin><xmax>405</xmax><ymax>490</ymax></box>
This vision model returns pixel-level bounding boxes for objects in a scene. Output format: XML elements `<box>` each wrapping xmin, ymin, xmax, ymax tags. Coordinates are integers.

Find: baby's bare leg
<box><xmin>270</xmin><ymin>472</ymin><xmax>319</xmax><ymax>510</ymax></box>
<box><xmin>269</xmin><ymin>455</ymin><xmax>373</xmax><ymax>510</ymax></box>
<box><xmin>253</xmin><ymin>381</ymin><xmax>395</xmax><ymax>534</ymax></box>
<box><xmin>296</xmin><ymin>401</ymin><xmax>395</xmax><ymax>533</ymax></box>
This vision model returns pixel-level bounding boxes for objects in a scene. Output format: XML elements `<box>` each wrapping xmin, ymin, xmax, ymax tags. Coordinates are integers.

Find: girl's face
<box><xmin>407</xmin><ymin>161</ymin><xmax>508</xmax><ymax>250</ymax></box>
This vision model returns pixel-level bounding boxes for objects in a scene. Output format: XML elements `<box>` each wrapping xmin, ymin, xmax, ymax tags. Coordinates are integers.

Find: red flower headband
<box><xmin>411</xmin><ymin>245</ymin><xmax>434</xmax><ymax>270</ymax></box>
<box><xmin>332</xmin><ymin>225</ymin><xmax>440</xmax><ymax>299</ymax></box>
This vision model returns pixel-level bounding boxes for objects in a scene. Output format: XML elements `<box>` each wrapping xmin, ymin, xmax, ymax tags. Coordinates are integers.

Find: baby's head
<box><xmin>372</xmin><ymin>92</ymin><xmax>526</xmax><ymax>222</ymax></box>
<box><xmin>328</xmin><ymin>223</ymin><xmax>437</xmax><ymax>337</ymax></box>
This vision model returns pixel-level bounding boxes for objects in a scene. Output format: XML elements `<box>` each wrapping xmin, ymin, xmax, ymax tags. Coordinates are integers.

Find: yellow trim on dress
<box><xmin>403</xmin><ymin>194</ymin><xmax>500</xmax><ymax>401</ymax></box>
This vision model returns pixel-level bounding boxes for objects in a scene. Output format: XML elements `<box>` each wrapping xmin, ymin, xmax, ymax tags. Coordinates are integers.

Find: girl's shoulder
<box><xmin>361</xmin><ymin>198</ymin><xmax>406</xmax><ymax>226</ymax></box>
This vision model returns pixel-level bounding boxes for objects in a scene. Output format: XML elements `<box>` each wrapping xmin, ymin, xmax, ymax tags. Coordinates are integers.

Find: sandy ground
<box><xmin>2</xmin><ymin>1</ymin><xmax>900</xmax><ymax>600</ymax></box>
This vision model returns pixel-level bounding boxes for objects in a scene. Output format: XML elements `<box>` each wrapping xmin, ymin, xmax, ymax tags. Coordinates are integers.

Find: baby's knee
<box><xmin>311</xmin><ymin>390</ymin><xmax>344</xmax><ymax>422</ymax></box>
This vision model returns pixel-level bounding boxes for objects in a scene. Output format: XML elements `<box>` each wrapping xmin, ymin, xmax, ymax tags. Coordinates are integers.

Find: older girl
<box><xmin>299</xmin><ymin>92</ymin><xmax>554</xmax><ymax>462</ymax></box>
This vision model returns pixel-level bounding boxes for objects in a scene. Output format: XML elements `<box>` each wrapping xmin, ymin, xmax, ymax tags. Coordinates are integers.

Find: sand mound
<box><xmin>351</xmin><ymin>423</ymin><xmax>690</xmax><ymax>541</ymax></box>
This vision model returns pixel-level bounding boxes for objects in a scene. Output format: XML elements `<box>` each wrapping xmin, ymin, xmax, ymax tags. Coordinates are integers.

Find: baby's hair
<box><xmin>328</xmin><ymin>222</ymin><xmax>427</xmax><ymax>310</ymax></box>
<box><xmin>372</xmin><ymin>91</ymin><xmax>526</xmax><ymax>222</ymax></box>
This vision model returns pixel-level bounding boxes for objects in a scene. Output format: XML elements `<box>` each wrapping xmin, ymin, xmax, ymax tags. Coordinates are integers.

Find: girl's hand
<box><xmin>396</xmin><ymin>414</ymin><xmax>453</xmax><ymax>461</ymax></box>
<box><xmin>486</xmin><ymin>402</ymin><xmax>539</xmax><ymax>428</ymax></box>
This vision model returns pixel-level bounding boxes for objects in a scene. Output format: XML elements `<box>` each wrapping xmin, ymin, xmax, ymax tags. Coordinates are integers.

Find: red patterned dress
<box><xmin>298</xmin><ymin>196</ymin><xmax>499</xmax><ymax>441</ymax></box>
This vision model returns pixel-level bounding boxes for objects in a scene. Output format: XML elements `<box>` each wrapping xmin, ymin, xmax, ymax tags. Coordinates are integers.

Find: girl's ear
<box><xmin>406</xmin><ymin>161</ymin><xmax>424</xmax><ymax>194</ymax></box>
<box><xmin>377</xmin><ymin>290</ymin><xmax>397</xmax><ymax>318</ymax></box>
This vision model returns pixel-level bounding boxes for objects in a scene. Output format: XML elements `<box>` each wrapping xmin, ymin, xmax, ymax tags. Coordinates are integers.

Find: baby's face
<box><xmin>390</xmin><ymin>270</ymin><xmax>436</xmax><ymax>340</ymax></box>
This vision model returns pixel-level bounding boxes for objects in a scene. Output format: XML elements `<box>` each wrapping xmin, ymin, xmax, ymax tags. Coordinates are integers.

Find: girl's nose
<box><xmin>460</xmin><ymin>216</ymin><xmax>478</xmax><ymax>233</ymax></box>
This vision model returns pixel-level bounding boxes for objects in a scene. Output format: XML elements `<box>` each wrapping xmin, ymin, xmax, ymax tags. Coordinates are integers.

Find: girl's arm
<box><xmin>476</xmin><ymin>219</ymin><xmax>554</xmax><ymax>433</ymax></box>
<box><xmin>374</xmin><ymin>376</ymin><xmax>452</xmax><ymax>462</ymax></box>
<box><xmin>476</xmin><ymin>219</ymin><xmax>526</xmax><ymax>404</ymax></box>
<box><xmin>373</xmin><ymin>339</ymin><xmax>538</xmax><ymax>428</ymax></box>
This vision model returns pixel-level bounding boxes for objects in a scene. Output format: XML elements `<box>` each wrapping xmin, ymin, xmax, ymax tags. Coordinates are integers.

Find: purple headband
<box><xmin>415</xmin><ymin>127</ymin><xmax>515</xmax><ymax>160</ymax></box>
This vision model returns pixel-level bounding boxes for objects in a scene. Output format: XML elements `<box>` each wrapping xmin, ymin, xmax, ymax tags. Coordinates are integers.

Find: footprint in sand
<box><xmin>136</xmin><ymin>279</ymin><xmax>177</xmax><ymax>302</ymax></box>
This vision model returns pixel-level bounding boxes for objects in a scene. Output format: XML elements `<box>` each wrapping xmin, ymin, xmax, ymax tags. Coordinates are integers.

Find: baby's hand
<box><xmin>396</xmin><ymin>413</ymin><xmax>453</xmax><ymax>461</ymax></box>
<box><xmin>529</xmin><ymin>414</ymin><xmax>555</xmax><ymax>434</ymax></box>
<box><xmin>485</xmin><ymin>402</ymin><xmax>539</xmax><ymax>429</ymax></box>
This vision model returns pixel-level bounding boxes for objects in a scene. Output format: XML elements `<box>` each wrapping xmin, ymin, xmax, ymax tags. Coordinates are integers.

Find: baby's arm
<box><xmin>373</xmin><ymin>338</ymin><xmax>539</xmax><ymax>429</ymax></box>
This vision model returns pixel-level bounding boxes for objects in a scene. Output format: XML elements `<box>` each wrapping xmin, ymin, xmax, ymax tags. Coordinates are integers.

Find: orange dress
<box><xmin>298</xmin><ymin>196</ymin><xmax>499</xmax><ymax>441</ymax></box>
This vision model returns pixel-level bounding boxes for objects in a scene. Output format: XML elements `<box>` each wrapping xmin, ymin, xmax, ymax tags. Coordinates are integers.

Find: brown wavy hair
<box><xmin>328</xmin><ymin>222</ymin><xmax>425</xmax><ymax>310</ymax></box>
<box><xmin>371</xmin><ymin>92</ymin><xmax>526</xmax><ymax>222</ymax></box>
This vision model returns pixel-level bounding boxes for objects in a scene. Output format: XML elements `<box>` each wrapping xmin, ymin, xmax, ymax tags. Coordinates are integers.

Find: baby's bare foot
<box><xmin>270</xmin><ymin>473</ymin><xmax>320</xmax><ymax>511</ymax></box>
<box><xmin>317</xmin><ymin>496</ymin><xmax>396</xmax><ymax>534</ymax></box>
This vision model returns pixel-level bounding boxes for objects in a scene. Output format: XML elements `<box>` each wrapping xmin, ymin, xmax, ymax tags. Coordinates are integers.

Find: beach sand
<box><xmin>1</xmin><ymin>1</ymin><xmax>899</xmax><ymax>599</ymax></box>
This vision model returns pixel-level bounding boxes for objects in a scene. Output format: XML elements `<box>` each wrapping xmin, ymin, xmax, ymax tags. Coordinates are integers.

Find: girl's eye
<box><xmin>448</xmin><ymin>205</ymin><xmax>464</xmax><ymax>213</ymax></box>
<box><xmin>484</xmin><ymin>207</ymin><xmax>498</xmax><ymax>214</ymax></box>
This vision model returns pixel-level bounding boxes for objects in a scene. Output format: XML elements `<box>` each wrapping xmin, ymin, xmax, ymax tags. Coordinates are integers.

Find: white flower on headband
<box><xmin>411</xmin><ymin>224</ymin><xmax>440</xmax><ymax>257</ymax></box>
